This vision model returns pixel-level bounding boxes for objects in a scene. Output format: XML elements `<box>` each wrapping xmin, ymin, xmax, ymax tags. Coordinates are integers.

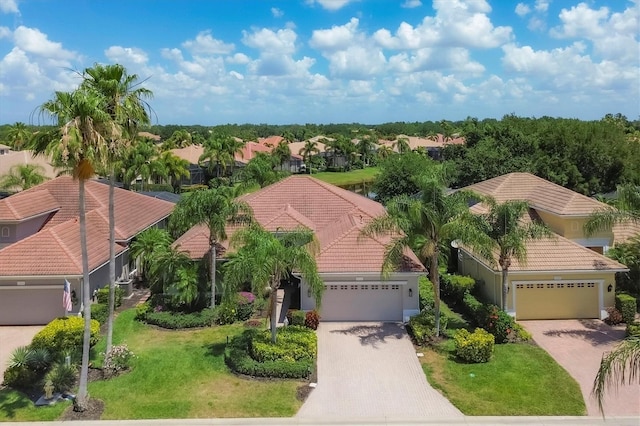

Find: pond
<box><xmin>337</xmin><ymin>182</ymin><xmax>377</xmax><ymax>199</ymax></box>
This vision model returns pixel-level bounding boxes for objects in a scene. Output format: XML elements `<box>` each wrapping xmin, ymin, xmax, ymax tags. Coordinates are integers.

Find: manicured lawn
<box><xmin>0</xmin><ymin>310</ymin><xmax>304</xmax><ymax>421</ymax></box>
<box><xmin>311</xmin><ymin>167</ymin><xmax>379</xmax><ymax>186</ymax></box>
<box><xmin>421</xmin><ymin>323</ymin><xmax>586</xmax><ymax>416</ymax></box>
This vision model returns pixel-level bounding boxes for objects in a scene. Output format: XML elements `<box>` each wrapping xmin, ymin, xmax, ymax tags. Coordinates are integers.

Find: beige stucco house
<box><xmin>174</xmin><ymin>175</ymin><xmax>424</xmax><ymax>322</ymax></box>
<box><xmin>457</xmin><ymin>172</ymin><xmax>630</xmax><ymax>320</ymax></box>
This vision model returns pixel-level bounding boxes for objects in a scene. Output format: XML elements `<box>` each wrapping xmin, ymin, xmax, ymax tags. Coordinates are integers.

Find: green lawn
<box><xmin>311</xmin><ymin>167</ymin><xmax>379</xmax><ymax>186</ymax></box>
<box><xmin>421</xmin><ymin>311</ymin><xmax>586</xmax><ymax>416</ymax></box>
<box><xmin>0</xmin><ymin>310</ymin><xmax>304</xmax><ymax>421</ymax></box>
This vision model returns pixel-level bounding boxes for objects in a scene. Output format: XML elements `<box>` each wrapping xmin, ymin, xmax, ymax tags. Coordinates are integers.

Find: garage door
<box><xmin>320</xmin><ymin>283</ymin><xmax>403</xmax><ymax>321</ymax></box>
<box><xmin>0</xmin><ymin>286</ymin><xmax>64</xmax><ymax>325</ymax></box>
<box><xmin>515</xmin><ymin>281</ymin><xmax>599</xmax><ymax>320</ymax></box>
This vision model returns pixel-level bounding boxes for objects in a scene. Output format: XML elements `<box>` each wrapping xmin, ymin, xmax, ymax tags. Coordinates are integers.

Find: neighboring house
<box><xmin>0</xmin><ymin>176</ymin><xmax>175</xmax><ymax>325</ymax></box>
<box><xmin>174</xmin><ymin>175</ymin><xmax>424</xmax><ymax>322</ymax></box>
<box><xmin>378</xmin><ymin>134</ymin><xmax>465</xmax><ymax>160</ymax></box>
<box><xmin>170</xmin><ymin>145</ymin><xmax>207</xmax><ymax>185</ymax></box>
<box><xmin>0</xmin><ymin>148</ymin><xmax>59</xmax><ymax>182</ymax></box>
<box><xmin>457</xmin><ymin>172</ymin><xmax>629</xmax><ymax>321</ymax></box>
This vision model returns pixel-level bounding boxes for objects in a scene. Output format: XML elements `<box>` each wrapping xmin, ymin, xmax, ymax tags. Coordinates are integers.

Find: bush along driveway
<box><xmin>523</xmin><ymin>319</ymin><xmax>640</xmax><ymax>417</ymax></box>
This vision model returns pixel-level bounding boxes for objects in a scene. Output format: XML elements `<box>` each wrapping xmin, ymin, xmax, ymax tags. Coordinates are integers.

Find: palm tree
<box><xmin>163</xmin><ymin>129</ymin><xmax>192</xmax><ymax>150</ymax></box>
<box><xmin>377</xmin><ymin>145</ymin><xmax>393</xmax><ymax>160</ymax></box>
<box><xmin>593</xmin><ymin>338</ymin><xmax>640</xmax><ymax>414</ymax></box>
<box><xmin>584</xmin><ymin>183</ymin><xmax>640</xmax><ymax>236</ymax></box>
<box><xmin>356</xmin><ymin>134</ymin><xmax>377</xmax><ymax>166</ymax></box>
<box><xmin>224</xmin><ymin>224</ymin><xmax>324</xmax><ymax>343</ymax></box>
<box><xmin>169</xmin><ymin>186</ymin><xmax>253</xmax><ymax>308</ymax></box>
<box><xmin>6</xmin><ymin>122</ymin><xmax>32</xmax><ymax>150</ymax></box>
<box><xmin>393</xmin><ymin>137</ymin><xmax>411</xmax><ymax>154</ymax></box>
<box><xmin>0</xmin><ymin>164</ymin><xmax>47</xmax><ymax>191</ymax></box>
<box><xmin>271</xmin><ymin>141</ymin><xmax>291</xmax><ymax>171</ymax></box>
<box><xmin>158</xmin><ymin>151</ymin><xmax>189</xmax><ymax>192</ymax></box>
<box><xmin>33</xmin><ymin>88</ymin><xmax>112</xmax><ymax>412</ymax></box>
<box><xmin>199</xmin><ymin>134</ymin><xmax>235</xmax><ymax>178</ymax></box>
<box><xmin>361</xmin><ymin>171</ymin><xmax>481</xmax><ymax>336</ymax></box>
<box><xmin>300</xmin><ymin>139</ymin><xmax>319</xmax><ymax>174</ymax></box>
<box><xmin>118</xmin><ymin>139</ymin><xmax>165</xmax><ymax>190</ymax></box>
<box><xmin>147</xmin><ymin>245</ymin><xmax>197</xmax><ymax>307</ymax></box>
<box><xmin>130</xmin><ymin>228</ymin><xmax>172</xmax><ymax>283</ymax></box>
<box><xmin>240</xmin><ymin>152</ymin><xmax>287</xmax><ymax>188</ymax></box>
<box><xmin>80</xmin><ymin>63</ymin><xmax>153</xmax><ymax>358</ymax></box>
<box><xmin>465</xmin><ymin>199</ymin><xmax>554</xmax><ymax>310</ymax></box>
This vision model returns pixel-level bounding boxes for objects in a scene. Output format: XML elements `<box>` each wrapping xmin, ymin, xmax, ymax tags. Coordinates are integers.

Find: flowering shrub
<box><xmin>304</xmin><ymin>310</ymin><xmax>320</xmax><ymax>330</ymax></box>
<box><xmin>605</xmin><ymin>307</ymin><xmax>624</xmax><ymax>325</ymax></box>
<box><xmin>454</xmin><ymin>328</ymin><xmax>494</xmax><ymax>363</ymax></box>
<box><xmin>218</xmin><ymin>302</ymin><xmax>237</xmax><ymax>325</ymax></box>
<box><xmin>238</xmin><ymin>292</ymin><xmax>256</xmax><ymax>304</ymax></box>
<box><xmin>484</xmin><ymin>305</ymin><xmax>514</xmax><ymax>344</ymax></box>
<box><xmin>103</xmin><ymin>344</ymin><xmax>136</xmax><ymax>379</ymax></box>
<box><xmin>236</xmin><ymin>292</ymin><xmax>255</xmax><ymax>321</ymax></box>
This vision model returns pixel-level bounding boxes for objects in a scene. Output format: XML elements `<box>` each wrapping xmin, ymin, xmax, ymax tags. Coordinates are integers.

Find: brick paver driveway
<box><xmin>522</xmin><ymin>319</ymin><xmax>640</xmax><ymax>417</ymax></box>
<box><xmin>296</xmin><ymin>322</ymin><xmax>462</xmax><ymax>419</ymax></box>
<box><xmin>0</xmin><ymin>326</ymin><xmax>44</xmax><ymax>378</ymax></box>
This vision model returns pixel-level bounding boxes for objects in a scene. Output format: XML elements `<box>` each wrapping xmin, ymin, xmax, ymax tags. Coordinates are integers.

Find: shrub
<box><xmin>304</xmin><ymin>310</ymin><xmax>320</xmax><ymax>330</ymax></box>
<box><xmin>28</xmin><ymin>347</ymin><xmax>52</xmax><ymax>372</ymax></box>
<box><xmin>3</xmin><ymin>365</ymin><xmax>38</xmax><ymax>390</ymax></box>
<box><xmin>616</xmin><ymin>293</ymin><xmax>637</xmax><ymax>324</ymax></box>
<box><xmin>440</xmin><ymin>274</ymin><xmax>476</xmax><ymax>303</ymax></box>
<box><xmin>454</xmin><ymin>328</ymin><xmax>495</xmax><ymax>363</ymax></box>
<box><xmin>250</xmin><ymin>326</ymin><xmax>317</xmax><ymax>362</ymax></box>
<box><xmin>485</xmin><ymin>305</ymin><xmax>515</xmax><ymax>344</ymax></box>
<box><xmin>626</xmin><ymin>321</ymin><xmax>640</xmax><ymax>338</ymax></box>
<box><xmin>103</xmin><ymin>344</ymin><xmax>136</xmax><ymax>379</ymax></box>
<box><xmin>31</xmin><ymin>317</ymin><xmax>100</xmax><ymax>355</ymax></box>
<box><xmin>44</xmin><ymin>362</ymin><xmax>76</xmax><ymax>393</ymax></box>
<box><xmin>408</xmin><ymin>309</ymin><xmax>449</xmax><ymax>345</ymax></box>
<box><xmin>217</xmin><ymin>303</ymin><xmax>237</xmax><ymax>325</ymax></box>
<box><xmin>244</xmin><ymin>319</ymin><xmax>264</xmax><ymax>328</ymax></box>
<box><xmin>144</xmin><ymin>308</ymin><xmax>217</xmax><ymax>329</ymax></box>
<box><xmin>225</xmin><ymin>329</ymin><xmax>314</xmax><ymax>379</ymax></box>
<box><xmin>418</xmin><ymin>277</ymin><xmax>435</xmax><ymax>311</ymax></box>
<box><xmin>288</xmin><ymin>310</ymin><xmax>306</xmax><ymax>326</ymax></box>
<box><xmin>135</xmin><ymin>301</ymin><xmax>152</xmax><ymax>321</ymax></box>
<box><xmin>462</xmin><ymin>292</ymin><xmax>487</xmax><ymax>326</ymax></box>
<box><xmin>95</xmin><ymin>285</ymin><xmax>124</xmax><ymax>308</ymax></box>
<box><xmin>8</xmin><ymin>346</ymin><xmax>33</xmax><ymax>369</ymax></box>
<box><xmin>91</xmin><ymin>303</ymin><xmax>108</xmax><ymax>325</ymax></box>
<box><xmin>605</xmin><ymin>307</ymin><xmax>624</xmax><ymax>325</ymax></box>
<box><xmin>511</xmin><ymin>323</ymin><xmax>532</xmax><ymax>342</ymax></box>
<box><xmin>236</xmin><ymin>292</ymin><xmax>255</xmax><ymax>321</ymax></box>
<box><xmin>253</xmin><ymin>297</ymin><xmax>268</xmax><ymax>317</ymax></box>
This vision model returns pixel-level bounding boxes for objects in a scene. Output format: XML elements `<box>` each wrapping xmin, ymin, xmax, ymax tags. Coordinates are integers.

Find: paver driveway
<box><xmin>0</xmin><ymin>326</ymin><xmax>44</xmax><ymax>378</ymax></box>
<box><xmin>296</xmin><ymin>322</ymin><xmax>462</xmax><ymax>419</ymax></box>
<box><xmin>523</xmin><ymin>319</ymin><xmax>640</xmax><ymax>417</ymax></box>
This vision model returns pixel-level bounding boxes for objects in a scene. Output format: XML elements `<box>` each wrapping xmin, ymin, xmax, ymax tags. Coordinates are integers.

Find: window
<box><xmin>381</xmin><ymin>285</ymin><xmax>389</xmax><ymax>290</ymax></box>
<box><xmin>516</xmin><ymin>284</ymin><xmax>524</xmax><ymax>289</ymax></box>
<box><xmin>371</xmin><ymin>285</ymin><xmax>379</xmax><ymax>290</ymax></box>
<box><xmin>577</xmin><ymin>283</ymin><xmax>585</xmax><ymax>288</ymax></box>
<box><xmin>350</xmin><ymin>285</ymin><xmax>358</xmax><ymax>290</ymax></box>
<box><xmin>361</xmin><ymin>285</ymin><xmax>368</xmax><ymax>290</ymax></box>
<box><xmin>0</xmin><ymin>227</ymin><xmax>8</xmax><ymax>238</ymax></box>
<box><xmin>587</xmin><ymin>283</ymin><xmax>595</xmax><ymax>288</ymax></box>
<box><xmin>536</xmin><ymin>283</ymin><xmax>544</xmax><ymax>289</ymax></box>
<box><xmin>329</xmin><ymin>285</ymin><xmax>338</xmax><ymax>290</ymax></box>
<box><xmin>567</xmin><ymin>283</ymin><xmax>575</xmax><ymax>288</ymax></box>
<box><xmin>557</xmin><ymin>283</ymin><xmax>565</xmax><ymax>288</ymax></box>
<box><xmin>391</xmin><ymin>284</ymin><xmax>399</xmax><ymax>290</ymax></box>
<box><xmin>340</xmin><ymin>285</ymin><xmax>347</xmax><ymax>290</ymax></box>
<box><xmin>526</xmin><ymin>283</ymin><xmax>534</xmax><ymax>289</ymax></box>
<box><xmin>546</xmin><ymin>283</ymin><xmax>554</xmax><ymax>288</ymax></box>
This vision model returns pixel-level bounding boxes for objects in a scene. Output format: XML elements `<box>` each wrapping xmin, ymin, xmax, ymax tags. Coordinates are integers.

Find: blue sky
<box><xmin>0</xmin><ymin>0</ymin><xmax>638</xmax><ymax>125</ymax></box>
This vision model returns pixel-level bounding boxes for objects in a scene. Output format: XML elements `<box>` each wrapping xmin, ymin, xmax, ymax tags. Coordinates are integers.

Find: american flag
<box><xmin>63</xmin><ymin>279</ymin><xmax>73</xmax><ymax>312</ymax></box>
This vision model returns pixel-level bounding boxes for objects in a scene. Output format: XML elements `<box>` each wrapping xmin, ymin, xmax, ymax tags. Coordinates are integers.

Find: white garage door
<box><xmin>320</xmin><ymin>283</ymin><xmax>403</xmax><ymax>321</ymax></box>
<box><xmin>0</xmin><ymin>286</ymin><xmax>64</xmax><ymax>325</ymax></box>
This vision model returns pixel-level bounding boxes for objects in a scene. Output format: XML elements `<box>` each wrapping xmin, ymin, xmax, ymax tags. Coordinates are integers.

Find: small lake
<box><xmin>338</xmin><ymin>182</ymin><xmax>377</xmax><ymax>199</ymax></box>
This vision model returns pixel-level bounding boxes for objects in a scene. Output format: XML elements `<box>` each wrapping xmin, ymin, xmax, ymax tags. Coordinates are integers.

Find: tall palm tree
<box><xmin>465</xmin><ymin>199</ymin><xmax>554</xmax><ymax>310</ymax></box>
<box><xmin>356</xmin><ymin>134</ymin><xmax>377</xmax><ymax>166</ymax></box>
<box><xmin>584</xmin><ymin>183</ymin><xmax>640</xmax><ymax>236</ymax></box>
<box><xmin>199</xmin><ymin>134</ymin><xmax>235</xmax><ymax>178</ymax></box>
<box><xmin>0</xmin><ymin>164</ymin><xmax>47</xmax><ymax>191</ymax></box>
<box><xmin>271</xmin><ymin>141</ymin><xmax>291</xmax><ymax>171</ymax></box>
<box><xmin>6</xmin><ymin>122</ymin><xmax>32</xmax><ymax>150</ymax></box>
<box><xmin>300</xmin><ymin>139</ymin><xmax>320</xmax><ymax>174</ymax></box>
<box><xmin>361</xmin><ymin>171</ymin><xmax>481</xmax><ymax>336</ymax></box>
<box><xmin>33</xmin><ymin>88</ymin><xmax>112</xmax><ymax>412</ymax></box>
<box><xmin>80</xmin><ymin>63</ymin><xmax>152</xmax><ymax>357</ymax></box>
<box><xmin>393</xmin><ymin>137</ymin><xmax>411</xmax><ymax>154</ymax></box>
<box><xmin>169</xmin><ymin>186</ymin><xmax>253</xmax><ymax>308</ymax></box>
<box><xmin>158</xmin><ymin>151</ymin><xmax>189</xmax><ymax>192</ymax></box>
<box><xmin>593</xmin><ymin>338</ymin><xmax>640</xmax><ymax>415</ymax></box>
<box><xmin>118</xmin><ymin>139</ymin><xmax>165</xmax><ymax>190</ymax></box>
<box><xmin>224</xmin><ymin>224</ymin><xmax>324</xmax><ymax>343</ymax></box>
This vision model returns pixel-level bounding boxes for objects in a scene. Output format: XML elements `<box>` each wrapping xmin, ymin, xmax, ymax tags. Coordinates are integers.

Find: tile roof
<box><xmin>378</xmin><ymin>134</ymin><xmax>465</xmax><ymax>152</ymax></box>
<box><xmin>175</xmin><ymin>175</ymin><xmax>424</xmax><ymax>273</ymax></box>
<box><xmin>464</xmin><ymin>234</ymin><xmax>627</xmax><ymax>273</ymax></box>
<box><xmin>0</xmin><ymin>189</ymin><xmax>59</xmax><ymax>221</ymax></box>
<box><xmin>613</xmin><ymin>221</ymin><xmax>640</xmax><ymax>245</ymax></box>
<box><xmin>288</xmin><ymin>141</ymin><xmax>328</xmax><ymax>156</ymax></box>
<box><xmin>170</xmin><ymin>145</ymin><xmax>204</xmax><ymax>165</ymax></box>
<box><xmin>235</xmin><ymin>142</ymin><xmax>272</xmax><ymax>163</ymax></box>
<box><xmin>464</xmin><ymin>172</ymin><xmax>606</xmax><ymax>216</ymax></box>
<box><xmin>0</xmin><ymin>211</ymin><xmax>127</xmax><ymax>276</ymax></box>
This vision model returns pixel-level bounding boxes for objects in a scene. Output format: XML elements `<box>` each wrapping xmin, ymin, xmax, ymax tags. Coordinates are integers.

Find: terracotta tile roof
<box><xmin>613</xmin><ymin>221</ymin><xmax>640</xmax><ymax>244</ymax></box>
<box><xmin>258</xmin><ymin>136</ymin><xmax>285</xmax><ymax>147</ymax></box>
<box><xmin>170</xmin><ymin>145</ymin><xmax>204</xmax><ymax>165</ymax></box>
<box><xmin>288</xmin><ymin>141</ymin><xmax>328</xmax><ymax>155</ymax></box>
<box><xmin>235</xmin><ymin>142</ymin><xmax>272</xmax><ymax>164</ymax></box>
<box><xmin>0</xmin><ymin>189</ymin><xmax>59</xmax><ymax>221</ymax></box>
<box><xmin>463</xmin><ymin>235</ymin><xmax>627</xmax><ymax>273</ymax></box>
<box><xmin>465</xmin><ymin>172</ymin><xmax>606</xmax><ymax>216</ymax></box>
<box><xmin>177</xmin><ymin>176</ymin><xmax>424</xmax><ymax>273</ymax></box>
<box><xmin>0</xmin><ymin>211</ymin><xmax>127</xmax><ymax>276</ymax></box>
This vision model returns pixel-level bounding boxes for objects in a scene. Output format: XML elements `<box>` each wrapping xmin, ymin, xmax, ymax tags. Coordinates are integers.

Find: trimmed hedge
<box><xmin>418</xmin><ymin>277</ymin><xmax>435</xmax><ymax>311</ymax></box>
<box><xmin>626</xmin><ymin>321</ymin><xmax>640</xmax><ymax>338</ymax></box>
<box><xmin>143</xmin><ymin>308</ymin><xmax>218</xmax><ymax>329</ymax></box>
<box><xmin>96</xmin><ymin>285</ymin><xmax>124</xmax><ymax>308</ymax></box>
<box><xmin>616</xmin><ymin>293</ymin><xmax>637</xmax><ymax>324</ymax></box>
<box><xmin>225</xmin><ymin>329</ymin><xmax>315</xmax><ymax>379</ymax></box>
<box><xmin>462</xmin><ymin>291</ymin><xmax>487</xmax><ymax>326</ymax></box>
<box><xmin>250</xmin><ymin>326</ymin><xmax>316</xmax><ymax>362</ymax></box>
<box><xmin>91</xmin><ymin>303</ymin><xmax>108</xmax><ymax>325</ymax></box>
<box><xmin>31</xmin><ymin>316</ymin><xmax>100</xmax><ymax>355</ymax></box>
<box><xmin>441</xmin><ymin>274</ymin><xmax>476</xmax><ymax>303</ymax></box>
<box><xmin>454</xmin><ymin>328</ymin><xmax>495</xmax><ymax>363</ymax></box>
<box><xmin>408</xmin><ymin>309</ymin><xmax>449</xmax><ymax>345</ymax></box>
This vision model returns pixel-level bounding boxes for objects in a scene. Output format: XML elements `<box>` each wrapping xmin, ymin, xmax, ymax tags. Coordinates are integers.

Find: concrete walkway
<box><xmin>296</xmin><ymin>322</ymin><xmax>462</xmax><ymax>419</ymax></box>
<box><xmin>0</xmin><ymin>325</ymin><xmax>43</xmax><ymax>379</ymax></box>
<box><xmin>522</xmin><ymin>319</ymin><xmax>640</xmax><ymax>417</ymax></box>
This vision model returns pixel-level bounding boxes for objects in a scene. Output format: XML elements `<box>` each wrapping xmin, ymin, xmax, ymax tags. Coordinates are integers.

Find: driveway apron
<box><xmin>523</xmin><ymin>319</ymin><xmax>640</xmax><ymax>417</ymax></box>
<box><xmin>0</xmin><ymin>326</ymin><xmax>44</xmax><ymax>378</ymax></box>
<box><xmin>296</xmin><ymin>322</ymin><xmax>462</xmax><ymax>419</ymax></box>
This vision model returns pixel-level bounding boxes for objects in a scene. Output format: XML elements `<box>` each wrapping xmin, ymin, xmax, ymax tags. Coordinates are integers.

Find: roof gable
<box><xmin>0</xmin><ymin>189</ymin><xmax>60</xmax><ymax>222</ymax></box>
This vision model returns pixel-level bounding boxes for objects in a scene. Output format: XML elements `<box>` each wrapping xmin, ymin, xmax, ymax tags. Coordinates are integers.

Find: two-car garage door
<box><xmin>320</xmin><ymin>283</ymin><xmax>403</xmax><ymax>321</ymax></box>
<box><xmin>0</xmin><ymin>286</ymin><xmax>64</xmax><ymax>325</ymax></box>
<box><xmin>515</xmin><ymin>281</ymin><xmax>600</xmax><ymax>320</ymax></box>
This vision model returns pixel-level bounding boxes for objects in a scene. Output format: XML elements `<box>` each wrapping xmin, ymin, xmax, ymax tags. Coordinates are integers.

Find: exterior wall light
<box><xmin>307</xmin><ymin>288</ymin><xmax>312</xmax><ymax>298</ymax></box>
<box><xmin>607</xmin><ymin>284</ymin><xmax>613</xmax><ymax>293</ymax></box>
<box><xmin>408</xmin><ymin>288</ymin><xmax>413</xmax><ymax>297</ymax></box>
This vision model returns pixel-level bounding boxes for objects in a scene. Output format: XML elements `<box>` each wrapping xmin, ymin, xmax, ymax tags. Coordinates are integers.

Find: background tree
<box><xmin>240</xmin><ymin>152</ymin><xmax>288</xmax><ymax>188</ymax></box>
<box><xmin>0</xmin><ymin>164</ymin><xmax>47</xmax><ymax>191</ymax></box>
<box><xmin>224</xmin><ymin>224</ymin><xmax>323</xmax><ymax>343</ymax></box>
<box><xmin>162</xmin><ymin>129</ymin><xmax>192</xmax><ymax>150</ymax></box>
<box><xmin>158</xmin><ymin>151</ymin><xmax>189</xmax><ymax>193</ymax></box>
<box><xmin>130</xmin><ymin>228</ymin><xmax>172</xmax><ymax>283</ymax></box>
<box><xmin>271</xmin><ymin>141</ymin><xmax>291</xmax><ymax>171</ymax></box>
<box><xmin>6</xmin><ymin>122</ymin><xmax>32</xmax><ymax>150</ymax></box>
<box><xmin>372</xmin><ymin>151</ymin><xmax>437</xmax><ymax>204</ymax></box>
<box><xmin>393</xmin><ymin>137</ymin><xmax>411</xmax><ymax>154</ymax></box>
<box><xmin>117</xmin><ymin>139</ymin><xmax>165</xmax><ymax>190</ymax></box>
<box><xmin>300</xmin><ymin>139</ymin><xmax>319</xmax><ymax>174</ymax></box>
<box><xmin>170</xmin><ymin>186</ymin><xmax>253</xmax><ymax>308</ymax></box>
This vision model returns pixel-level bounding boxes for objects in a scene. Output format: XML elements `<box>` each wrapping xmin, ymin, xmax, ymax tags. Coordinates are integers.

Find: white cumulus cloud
<box><xmin>0</xmin><ymin>0</ymin><xmax>18</xmax><ymax>13</ymax></box>
<box><xmin>104</xmin><ymin>46</ymin><xmax>148</xmax><ymax>64</ymax></box>
<box><xmin>13</xmin><ymin>26</ymin><xmax>76</xmax><ymax>59</ymax></box>
<box><xmin>182</xmin><ymin>30</ymin><xmax>235</xmax><ymax>55</ymax></box>
<box><xmin>402</xmin><ymin>0</ymin><xmax>422</xmax><ymax>8</ymax></box>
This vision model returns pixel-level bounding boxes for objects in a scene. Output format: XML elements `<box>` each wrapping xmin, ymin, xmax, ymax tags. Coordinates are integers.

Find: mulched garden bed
<box><xmin>60</xmin><ymin>398</ymin><xmax>104</xmax><ymax>421</ymax></box>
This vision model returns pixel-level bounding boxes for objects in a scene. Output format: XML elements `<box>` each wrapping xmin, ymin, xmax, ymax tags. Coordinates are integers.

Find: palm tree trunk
<box><xmin>76</xmin><ymin>178</ymin><xmax>91</xmax><ymax>411</ymax></box>
<box><xmin>210</xmin><ymin>244</ymin><xmax>216</xmax><ymax>308</ymax></box>
<box><xmin>430</xmin><ymin>252</ymin><xmax>441</xmax><ymax>337</ymax></box>
<box><xmin>270</xmin><ymin>283</ymin><xmax>278</xmax><ymax>344</ymax></box>
<box><xmin>106</xmin><ymin>169</ymin><xmax>116</xmax><ymax>355</ymax></box>
<box><xmin>501</xmin><ymin>268</ymin><xmax>509</xmax><ymax>311</ymax></box>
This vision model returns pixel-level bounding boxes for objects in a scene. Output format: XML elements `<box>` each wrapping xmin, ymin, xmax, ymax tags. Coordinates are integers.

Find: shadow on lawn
<box><xmin>202</xmin><ymin>342</ymin><xmax>227</xmax><ymax>358</ymax></box>
<box><xmin>0</xmin><ymin>390</ymin><xmax>31</xmax><ymax>419</ymax></box>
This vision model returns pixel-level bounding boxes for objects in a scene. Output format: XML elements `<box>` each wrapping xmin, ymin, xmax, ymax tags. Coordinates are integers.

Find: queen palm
<box><xmin>0</xmin><ymin>164</ymin><xmax>47</xmax><ymax>191</ymax></box>
<box><xmin>361</xmin><ymin>170</ymin><xmax>481</xmax><ymax>336</ymax></box>
<box><xmin>224</xmin><ymin>224</ymin><xmax>324</xmax><ymax>343</ymax></box>
<box><xmin>199</xmin><ymin>134</ymin><xmax>235</xmax><ymax>178</ymax></box>
<box><xmin>81</xmin><ymin>63</ymin><xmax>152</xmax><ymax>357</ymax></box>
<box><xmin>300</xmin><ymin>139</ymin><xmax>319</xmax><ymax>174</ymax></box>
<box><xmin>170</xmin><ymin>186</ymin><xmax>253</xmax><ymax>308</ymax></box>
<box><xmin>584</xmin><ymin>183</ymin><xmax>640</xmax><ymax>236</ymax></box>
<box><xmin>33</xmin><ymin>88</ymin><xmax>111</xmax><ymax>412</ymax></box>
<box><xmin>271</xmin><ymin>141</ymin><xmax>291</xmax><ymax>171</ymax></box>
<box><xmin>158</xmin><ymin>151</ymin><xmax>189</xmax><ymax>192</ymax></box>
<box><xmin>6</xmin><ymin>122</ymin><xmax>32</xmax><ymax>150</ymax></box>
<box><xmin>593</xmin><ymin>338</ymin><xmax>640</xmax><ymax>414</ymax></box>
<box><xmin>393</xmin><ymin>137</ymin><xmax>411</xmax><ymax>154</ymax></box>
<box><xmin>130</xmin><ymin>228</ymin><xmax>172</xmax><ymax>283</ymax></box>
